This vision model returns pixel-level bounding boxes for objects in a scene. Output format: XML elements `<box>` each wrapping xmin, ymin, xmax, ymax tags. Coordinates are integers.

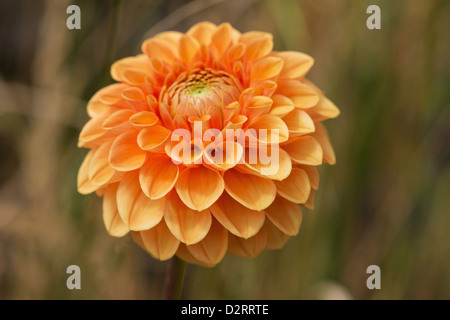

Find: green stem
<box><xmin>161</xmin><ymin>256</ymin><xmax>186</xmax><ymax>300</ymax></box>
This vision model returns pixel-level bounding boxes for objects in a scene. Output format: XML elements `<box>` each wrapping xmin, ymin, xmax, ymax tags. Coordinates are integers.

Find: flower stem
<box><xmin>162</xmin><ymin>256</ymin><xmax>186</xmax><ymax>300</ymax></box>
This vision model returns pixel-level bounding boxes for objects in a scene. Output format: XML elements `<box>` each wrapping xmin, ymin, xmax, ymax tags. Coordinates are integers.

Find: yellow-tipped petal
<box><xmin>165</xmin><ymin>192</ymin><xmax>212</xmax><ymax>245</ymax></box>
<box><xmin>274</xmin><ymin>168</ymin><xmax>311</xmax><ymax>204</ymax></box>
<box><xmin>210</xmin><ymin>192</ymin><xmax>265</xmax><ymax>238</ymax></box>
<box><xmin>102</xmin><ymin>183</ymin><xmax>129</xmax><ymax>237</ymax></box>
<box><xmin>140</xmin><ymin>220</ymin><xmax>180</xmax><ymax>261</ymax></box>
<box><xmin>224</xmin><ymin>170</ymin><xmax>276</xmax><ymax>211</ymax></box>
<box><xmin>265</xmin><ymin>196</ymin><xmax>302</xmax><ymax>236</ymax></box>
<box><xmin>175</xmin><ymin>166</ymin><xmax>224</xmax><ymax>211</ymax></box>
<box><xmin>116</xmin><ymin>173</ymin><xmax>165</xmax><ymax>231</ymax></box>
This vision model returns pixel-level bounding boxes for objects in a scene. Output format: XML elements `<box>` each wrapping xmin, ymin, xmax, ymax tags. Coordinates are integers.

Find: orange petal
<box><xmin>175</xmin><ymin>166</ymin><xmax>224</xmax><ymax>211</ymax></box>
<box><xmin>88</xmin><ymin>141</ymin><xmax>116</xmax><ymax>186</ymax></box>
<box><xmin>139</xmin><ymin>156</ymin><xmax>179</xmax><ymax>200</ymax></box>
<box><xmin>311</xmin><ymin>123</ymin><xmax>336</xmax><ymax>164</ymax></box>
<box><xmin>116</xmin><ymin>173</ymin><xmax>165</xmax><ymax>231</ymax></box>
<box><xmin>203</xmin><ymin>140</ymin><xmax>244</xmax><ymax>171</ymax></box>
<box><xmin>224</xmin><ymin>170</ymin><xmax>276</xmax><ymax>211</ymax></box>
<box><xmin>246</xmin><ymin>114</ymin><xmax>289</xmax><ymax>144</ymax></box>
<box><xmin>179</xmin><ymin>34</ymin><xmax>199</xmax><ymax>65</ymax></box>
<box><xmin>251</xmin><ymin>57</ymin><xmax>284</xmax><ymax>81</ymax></box>
<box><xmin>265</xmin><ymin>196</ymin><xmax>302</xmax><ymax>236</ymax></box>
<box><xmin>137</xmin><ymin>125</ymin><xmax>171</xmax><ymax>152</ymax></box>
<box><xmin>282</xmin><ymin>109</ymin><xmax>315</xmax><ymax>137</ymax></box>
<box><xmin>164</xmin><ymin>192</ymin><xmax>212</xmax><ymax>245</ymax></box>
<box><xmin>282</xmin><ymin>136</ymin><xmax>323</xmax><ymax>165</ymax></box>
<box><xmin>227</xmin><ymin>229</ymin><xmax>267</xmax><ymax>258</ymax></box>
<box><xmin>142</xmin><ymin>38</ymin><xmax>176</xmax><ymax>63</ymax></box>
<box><xmin>210</xmin><ymin>192</ymin><xmax>265</xmax><ymax>238</ymax></box>
<box><xmin>87</xmin><ymin>84</ymin><xmax>127</xmax><ymax>117</ymax></box>
<box><xmin>102</xmin><ymin>183</ymin><xmax>129</xmax><ymax>237</ymax></box>
<box><xmin>78</xmin><ymin>112</ymin><xmax>111</xmax><ymax>147</ymax></box>
<box><xmin>264</xmin><ymin>220</ymin><xmax>290</xmax><ymax>250</ymax></box>
<box><xmin>274</xmin><ymin>51</ymin><xmax>314</xmax><ymax>78</ymax></box>
<box><xmin>111</xmin><ymin>54</ymin><xmax>151</xmax><ymax>83</ymax></box>
<box><xmin>187</xmin><ymin>22</ymin><xmax>217</xmax><ymax>46</ymax></box>
<box><xmin>303</xmin><ymin>189</ymin><xmax>316</xmax><ymax>210</ymax></box>
<box><xmin>237</xmin><ymin>148</ymin><xmax>292</xmax><ymax>181</ymax></box>
<box><xmin>186</xmin><ymin>218</ymin><xmax>228</xmax><ymax>266</ymax></box>
<box><xmin>274</xmin><ymin>168</ymin><xmax>311</xmax><ymax>204</ymax></box>
<box><xmin>139</xmin><ymin>220</ymin><xmax>180</xmax><ymax>261</ymax></box>
<box><xmin>298</xmin><ymin>165</ymin><xmax>319</xmax><ymax>190</ymax></box>
<box><xmin>129</xmin><ymin>111</ymin><xmax>159</xmax><ymax>128</ymax></box>
<box><xmin>245</xmin><ymin>37</ymin><xmax>273</xmax><ymax>60</ymax></box>
<box><xmin>122</xmin><ymin>87</ymin><xmax>149</xmax><ymax>112</ymax></box>
<box><xmin>211</xmin><ymin>22</ymin><xmax>232</xmax><ymax>56</ymax></box>
<box><xmin>102</xmin><ymin>109</ymin><xmax>134</xmax><ymax>130</ymax></box>
<box><xmin>77</xmin><ymin>150</ymin><xmax>98</xmax><ymax>194</ymax></box>
<box><xmin>239</xmin><ymin>31</ymin><xmax>272</xmax><ymax>45</ymax></box>
<box><xmin>109</xmin><ymin>131</ymin><xmax>147</xmax><ymax>171</ymax></box>
<box><xmin>276</xmin><ymin>79</ymin><xmax>319</xmax><ymax>109</ymax></box>
<box><xmin>307</xmin><ymin>96</ymin><xmax>340</xmax><ymax>121</ymax></box>
<box><xmin>176</xmin><ymin>244</ymin><xmax>215</xmax><ymax>267</ymax></box>
<box><xmin>269</xmin><ymin>94</ymin><xmax>295</xmax><ymax>117</ymax></box>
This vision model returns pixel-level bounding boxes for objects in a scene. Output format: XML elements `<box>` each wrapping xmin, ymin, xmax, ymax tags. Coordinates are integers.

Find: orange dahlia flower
<box><xmin>77</xmin><ymin>22</ymin><xmax>339</xmax><ymax>267</ymax></box>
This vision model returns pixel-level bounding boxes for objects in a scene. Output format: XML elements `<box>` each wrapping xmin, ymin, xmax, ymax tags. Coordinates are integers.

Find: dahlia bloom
<box><xmin>77</xmin><ymin>22</ymin><xmax>339</xmax><ymax>267</ymax></box>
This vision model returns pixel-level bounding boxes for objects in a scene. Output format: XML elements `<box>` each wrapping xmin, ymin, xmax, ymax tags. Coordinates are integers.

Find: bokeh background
<box><xmin>0</xmin><ymin>0</ymin><xmax>449</xmax><ymax>300</ymax></box>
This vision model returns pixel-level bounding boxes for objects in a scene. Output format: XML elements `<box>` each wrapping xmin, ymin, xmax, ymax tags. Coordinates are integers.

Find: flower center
<box><xmin>165</xmin><ymin>68</ymin><xmax>241</xmax><ymax>120</ymax></box>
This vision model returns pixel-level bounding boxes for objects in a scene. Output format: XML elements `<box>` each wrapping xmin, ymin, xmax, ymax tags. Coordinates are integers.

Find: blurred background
<box><xmin>0</xmin><ymin>0</ymin><xmax>449</xmax><ymax>299</ymax></box>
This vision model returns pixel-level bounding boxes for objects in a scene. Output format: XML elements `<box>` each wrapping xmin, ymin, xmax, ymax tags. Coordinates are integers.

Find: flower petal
<box><xmin>282</xmin><ymin>109</ymin><xmax>315</xmax><ymax>137</ymax></box>
<box><xmin>274</xmin><ymin>168</ymin><xmax>311</xmax><ymax>204</ymax></box>
<box><xmin>164</xmin><ymin>192</ymin><xmax>212</xmax><ymax>245</ymax></box>
<box><xmin>175</xmin><ymin>166</ymin><xmax>224</xmax><ymax>211</ymax></box>
<box><xmin>210</xmin><ymin>192</ymin><xmax>265</xmax><ymax>239</ymax></box>
<box><xmin>307</xmin><ymin>96</ymin><xmax>340</xmax><ymax>121</ymax></box>
<box><xmin>227</xmin><ymin>229</ymin><xmax>267</xmax><ymax>258</ymax></box>
<box><xmin>77</xmin><ymin>150</ymin><xmax>98</xmax><ymax>194</ymax></box>
<box><xmin>224</xmin><ymin>169</ymin><xmax>276</xmax><ymax>211</ymax></box>
<box><xmin>187</xmin><ymin>22</ymin><xmax>217</xmax><ymax>46</ymax></box>
<box><xmin>311</xmin><ymin>123</ymin><xmax>336</xmax><ymax>165</ymax></box>
<box><xmin>265</xmin><ymin>196</ymin><xmax>302</xmax><ymax>236</ymax></box>
<box><xmin>274</xmin><ymin>51</ymin><xmax>314</xmax><ymax>79</ymax></box>
<box><xmin>109</xmin><ymin>131</ymin><xmax>147</xmax><ymax>171</ymax></box>
<box><xmin>139</xmin><ymin>220</ymin><xmax>180</xmax><ymax>261</ymax></box>
<box><xmin>264</xmin><ymin>220</ymin><xmax>290</xmax><ymax>250</ymax></box>
<box><xmin>186</xmin><ymin>218</ymin><xmax>228</xmax><ymax>266</ymax></box>
<box><xmin>179</xmin><ymin>34</ymin><xmax>199</xmax><ymax>65</ymax></box>
<box><xmin>211</xmin><ymin>22</ymin><xmax>232</xmax><ymax>56</ymax></box>
<box><xmin>176</xmin><ymin>244</ymin><xmax>215</xmax><ymax>267</ymax></box>
<box><xmin>129</xmin><ymin>111</ymin><xmax>159</xmax><ymax>128</ymax></box>
<box><xmin>298</xmin><ymin>165</ymin><xmax>319</xmax><ymax>190</ymax></box>
<box><xmin>117</xmin><ymin>173</ymin><xmax>165</xmax><ymax>231</ymax></box>
<box><xmin>102</xmin><ymin>183</ymin><xmax>129</xmax><ymax>237</ymax></box>
<box><xmin>137</xmin><ymin>125</ymin><xmax>171</xmax><ymax>152</ymax></box>
<box><xmin>139</xmin><ymin>155</ymin><xmax>179</xmax><ymax>200</ymax></box>
<box><xmin>282</xmin><ymin>136</ymin><xmax>323</xmax><ymax>165</ymax></box>
<box><xmin>245</xmin><ymin>37</ymin><xmax>273</xmax><ymax>60</ymax></box>
<box><xmin>251</xmin><ymin>57</ymin><xmax>284</xmax><ymax>81</ymax></box>
<box><xmin>88</xmin><ymin>141</ymin><xmax>116</xmax><ymax>186</ymax></box>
